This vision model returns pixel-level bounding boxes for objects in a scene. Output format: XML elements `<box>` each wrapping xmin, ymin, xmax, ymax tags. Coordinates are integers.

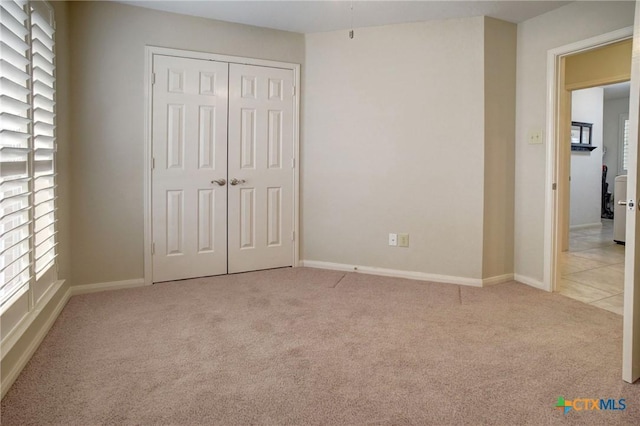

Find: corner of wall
<box><xmin>482</xmin><ymin>17</ymin><xmax>517</xmax><ymax>279</ymax></box>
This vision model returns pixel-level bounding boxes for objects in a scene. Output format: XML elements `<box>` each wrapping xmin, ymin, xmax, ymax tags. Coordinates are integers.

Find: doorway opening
<box><xmin>544</xmin><ymin>28</ymin><xmax>632</xmax><ymax>299</ymax></box>
<box><xmin>557</xmin><ymin>81</ymin><xmax>630</xmax><ymax>313</ymax></box>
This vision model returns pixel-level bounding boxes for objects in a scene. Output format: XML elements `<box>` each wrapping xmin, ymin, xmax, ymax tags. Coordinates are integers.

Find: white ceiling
<box><xmin>116</xmin><ymin>0</ymin><xmax>572</xmax><ymax>34</ymax></box>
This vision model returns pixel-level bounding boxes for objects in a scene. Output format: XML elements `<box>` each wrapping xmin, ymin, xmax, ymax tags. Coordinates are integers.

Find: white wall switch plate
<box><xmin>398</xmin><ymin>233</ymin><xmax>409</xmax><ymax>247</ymax></box>
<box><xmin>389</xmin><ymin>233</ymin><xmax>397</xmax><ymax>246</ymax></box>
<box><xmin>528</xmin><ymin>129</ymin><xmax>544</xmax><ymax>145</ymax></box>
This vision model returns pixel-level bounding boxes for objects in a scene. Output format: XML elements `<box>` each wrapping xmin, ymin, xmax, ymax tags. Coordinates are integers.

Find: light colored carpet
<box><xmin>2</xmin><ymin>267</ymin><xmax>640</xmax><ymax>425</ymax></box>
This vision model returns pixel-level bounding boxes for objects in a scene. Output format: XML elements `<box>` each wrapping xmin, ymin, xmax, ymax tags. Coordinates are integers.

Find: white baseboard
<box><xmin>514</xmin><ymin>274</ymin><xmax>548</xmax><ymax>291</ymax></box>
<box><xmin>482</xmin><ymin>273</ymin><xmax>514</xmax><ymax>286</ymax></box>
<box><xmin>570</xmin><ymin>222</ymin><xmax>603</xmax><ymax>231</ymax></box>
<box><xmin>300</xmin><ymin>260</ymin><xmax>484</xmax><ymax>287</ymax></box>
<box><xmin>1</xmin><ymin>284</ymin><xmax>71</xmax><ymax>399</ymax></box>
<box><xmin>70</xmin><ymin>278</ymin><xmax>147</xmax><ymax>296</ymax></box>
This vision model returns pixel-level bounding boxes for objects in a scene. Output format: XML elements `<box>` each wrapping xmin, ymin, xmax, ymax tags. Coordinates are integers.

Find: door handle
<box><xmin>212</xmin><ymin>179</ymin><xmax>226</xmax><ymax>186</ymax></box>
<box><xmin>229</xmin><ymin>178</ymin><xmax>246</xmax><ymax>186</ymax></box>
<box><xmin>618</xmin><ymin>201</ymin><xmax>627</xmax><ymax>206</ymax></box>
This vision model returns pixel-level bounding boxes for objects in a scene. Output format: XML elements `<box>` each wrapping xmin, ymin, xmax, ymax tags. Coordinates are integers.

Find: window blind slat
<box><xmin>0</xmin><ymin>204</ymin><xmax>30</xmax><ymax>221</ymax></box>
<box><xmin>1</xmin><ymin>215</ymin><xmax>30</xmax><ymax>236</ymax></box>
<box><xmin>33</xmin><ymin>108</ymin><xmax>53</xmax><ymax>126</ymax></box>
<box><xmin>1</xmin><ymin>5</ymin><xmax>28</xmax><ymax>38</ymax></box>
<box><xmin>0</xmin><ymin>137</ymin><xmax>30</xmax><ymax>151</ymax></box>
<box><xmin>30</xmin><ymin>25</ymin><xmax>52</xmax><ymax>51</ymax></box>
<box><xmin>33</xmin><ymin>80</ymin><xmax>54</xmax><ymax>99</ymax></box>
<box><xmin>1</xmin><ymin>267</ymin><xmax>30</xmax><ymax>296</ymax></box>
<box><xmin>1</xmin><ymin>23</ymin><xmax>29</xmax><ymax>53</ymax></box>
<box><xmin>32</xmin><ymin>94</ymin><xmax>53</xmax><ymax>111</ymax></box>
<box><xmin>1</xmin><ymin>76</ymin><xmax>31</xmax><ymax>98</ymax></box>
<box><xmin>0</xmin><ymin>42</ymin><xmax>29</xmax><ymax>69</ymax></box>
<box><xmin>33</xmin><ymin>135</ymin><xmax>53</xmax><ymax>149</ymax></box>
<box><xmin>32</xmin><ymin>52</ymin><xmax>52</xmax><ymax>70</ymax></box>
<box><xmin>34</xmin><ymin>121</ymin><xmax>54</xmax><ymax>135</ymax></box>
<box><xmin>0</xmin><ymin>235</ymin><xmax>29</xmax><ymax>258</ymax></box>
<box><xmin>0</xmin><ymin>246</ymin><xmax>30</xmax><ymax>273</ymax></box>
<box><xmin>31</xmin><ymin>38</ymin><xmax>53</xmax><ymax>61</ymax></box>
<box><xmin>31</xmin><ymin>64</ymin><xmax>52</xmax><ymax>80</ymax></box>
<box><xmin>33</xmin><ymin>160</ymin><xmax>53</xmax><ymax>174</ymax></box>
<box><xmin>0</xmin><ymin>111</ymin><xmax>31</xmax><ymax>129</ymax></box>
<box><xmin>0</xmin><ymin>223</ymin><xmax>29</xmax><ymax>248</ymax></box>
<box><xmin>0</xmin><ymin>1</ymin><xmax>28</xmax><ymax>23</ymax></box>
<box><xmin>32</xmin><ymin>67</ymin><xmax>53</xmax><ymax>86</ymax></box>
<box><xmin>31</xmin><ymin>12</ymin><xmax>54</xmax><ymax>38</ymax></box>
<box><xmin>34</xmin><ymin>242</ymin><xmax>56</xmax><ymax>261</ymax></box>
<box><xmin>0</xmin><ymin>59</ymin><xmax>30</xmax><ymax>86</ymax></box>
<box><xmin>0</xmin><ymin>94</ymin><xmax>30</xmax><ymax>113</ymax></box>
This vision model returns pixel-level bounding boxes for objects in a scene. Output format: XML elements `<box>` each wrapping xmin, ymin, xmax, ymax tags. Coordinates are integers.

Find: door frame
<box><xmin>143</xmin><ymin>46</ymin><xmax>301</xmax><ymax>285</ymax></box>
<box><xmin>543</xmin><ymin>26</ymin><xmax>633</xmax><ymax>293</ymax></box>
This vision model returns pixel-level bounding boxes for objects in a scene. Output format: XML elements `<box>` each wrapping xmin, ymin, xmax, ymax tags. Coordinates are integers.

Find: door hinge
<box><xmin>152</xmin><ymin>157</ymin><xmax>155</xmax><ymax>169</ymax></box>
<box><xmin>552</xmin><ymin>183</ymin><xmax>557</xmax><ymax>190</ymax></box>
<box><xmin>291</xmin><ymin>158</ymin><xmax>295</xmax><ymax>168</ymax></box>
<box><xmin>151</xmin><ymin>73</ymin><xmax>156</xmax><ymax>85</ymax></box>
<box><xmin>152</xmin><ymin>242</ymin><xmax>155</xmax><ymax>255</ymax></box>
<box><xmin>291</xmin><ymin>231</ymin><xmax>295</xmax><ymax>241</ymax></box>
<box><xmin>292</xmin><ymin>85</ymin><xmax>296</xmax><ymax>96</ymax></box>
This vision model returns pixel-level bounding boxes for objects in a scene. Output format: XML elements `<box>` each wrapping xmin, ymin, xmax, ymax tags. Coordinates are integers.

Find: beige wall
<box><xmin>483</xmin><ymin>18</ymin><xmax>517</xmax><ymax>279</ymax></box>
<box><xmin>514</xmin><ymin>0</ymin><xmax>635</xmax><ymax>283</ymax></box>
<box><xmin>303</xmin><ymin>18</ymin><xmax>487</xmax><ymax>279</ymax></box>
<box><xmin>67</xmin><ymin>1</ymin><xmax>304</xmax><ymax>286</ymax></box>
<box><xmin>60</xmin><ymin>0</ymin><xmax>636</xmax><ymax>287</ymax></box>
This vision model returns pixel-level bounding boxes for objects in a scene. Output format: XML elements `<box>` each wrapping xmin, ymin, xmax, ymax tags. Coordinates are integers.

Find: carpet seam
<box><xmin>332</xmin><ymin>274</ymin><xmax>347</xmax><ymax>289</ymax></box>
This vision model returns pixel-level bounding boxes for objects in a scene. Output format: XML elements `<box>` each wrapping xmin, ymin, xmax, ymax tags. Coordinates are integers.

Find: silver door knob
<box><xmin>230</xmin><ymin>178</ymin><xmax>246</xmax><ymax>186</ymax></box>
<box><xmin>618</xmin><ymin>200</ymin><xmax>628</xmax><ymax>206</ymax></box>
<box><xmin>212</xmin><ymin>179</ymin><xmax>226</xmax><ymax>186</ymax></box>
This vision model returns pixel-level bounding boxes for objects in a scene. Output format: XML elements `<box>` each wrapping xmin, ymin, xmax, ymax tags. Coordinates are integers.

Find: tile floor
<box><xmin>558</xmin><ymin>219</ymin><xmax>625</xmax><ymax>315</ymax></box>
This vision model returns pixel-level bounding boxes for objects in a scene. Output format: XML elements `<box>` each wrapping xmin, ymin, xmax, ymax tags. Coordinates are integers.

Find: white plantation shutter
<box><xmin>30</xmin><ymin>1</ymin><xmax>55</xmax><ymax>280</ymax></box>
<box><xmin>0</xmin><ymin>0</ymin><xmax>56</xmax><ymax>311</ymax></box>
<box><xmin>1</xmin><ymin>0</ymin><xmax>32</xmax><ymax>306</ymax></box>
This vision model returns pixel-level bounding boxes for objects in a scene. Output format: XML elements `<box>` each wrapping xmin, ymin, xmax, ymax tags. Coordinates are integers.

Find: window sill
<box><xmin>0</xmin><ymin>279</ymin><xmax>67</xmax><ymax>360</ymax></box>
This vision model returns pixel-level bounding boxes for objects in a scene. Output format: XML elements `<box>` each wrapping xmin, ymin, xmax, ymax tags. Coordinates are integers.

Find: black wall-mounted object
<box><xmin>571</xmin><ymin>121</ymin><xmax>597</xmax><ymax>152</ymax></box>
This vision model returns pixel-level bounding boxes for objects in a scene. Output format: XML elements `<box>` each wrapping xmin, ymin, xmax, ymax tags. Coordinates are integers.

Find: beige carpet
<box><xmin>1</xmin><ymin>267</ymin><xmax>639</xmax><ymax>425</ymax></box>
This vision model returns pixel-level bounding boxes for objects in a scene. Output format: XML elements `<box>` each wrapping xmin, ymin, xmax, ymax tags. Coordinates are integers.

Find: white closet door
<box><xmin>227</xmin><ymin>64</ymin><xmax>295</xmax><ymax>273</ymax></box>
<box><xmin>152</xmin><ymin>55</ymin><xmax>229</xmax><ymax>282</ymax></box>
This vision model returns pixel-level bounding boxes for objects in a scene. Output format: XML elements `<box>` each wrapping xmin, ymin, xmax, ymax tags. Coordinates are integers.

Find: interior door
<box><xmin>623</xmin><ymin>0</ymin><xmax>640</xmax><ymax>383</ymax></box>
<box><xmin>152</xmin><ymin>55</ymin><xmax>229</xmax><ymax>282</ymax></box>
<box><xmin>227</xmin><ymin>64</ymin><xmax>295</xmax><ymax>273</ymax></box>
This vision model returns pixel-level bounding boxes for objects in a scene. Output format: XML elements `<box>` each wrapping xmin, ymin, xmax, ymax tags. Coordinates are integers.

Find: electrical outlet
<box><xmin>389</xmin><ymin>233</ymin><xmax>397</xmax><ymax>246</ymax></box>
<box><xmin>398</xmin><ymin>233</ymin><xmax>409</xmax><ymax>247</ymax></box>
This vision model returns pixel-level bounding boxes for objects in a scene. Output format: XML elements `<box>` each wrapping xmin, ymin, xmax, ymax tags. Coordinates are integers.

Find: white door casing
<box><xmin>227</xmin><ymin>64</ymin><xmax>295</xmax><ymax>273</ymax></box>
<box><xmin>152</xmin><ymin>55</ymin><xmax>229</xmax><ymax>282</ymax></box>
